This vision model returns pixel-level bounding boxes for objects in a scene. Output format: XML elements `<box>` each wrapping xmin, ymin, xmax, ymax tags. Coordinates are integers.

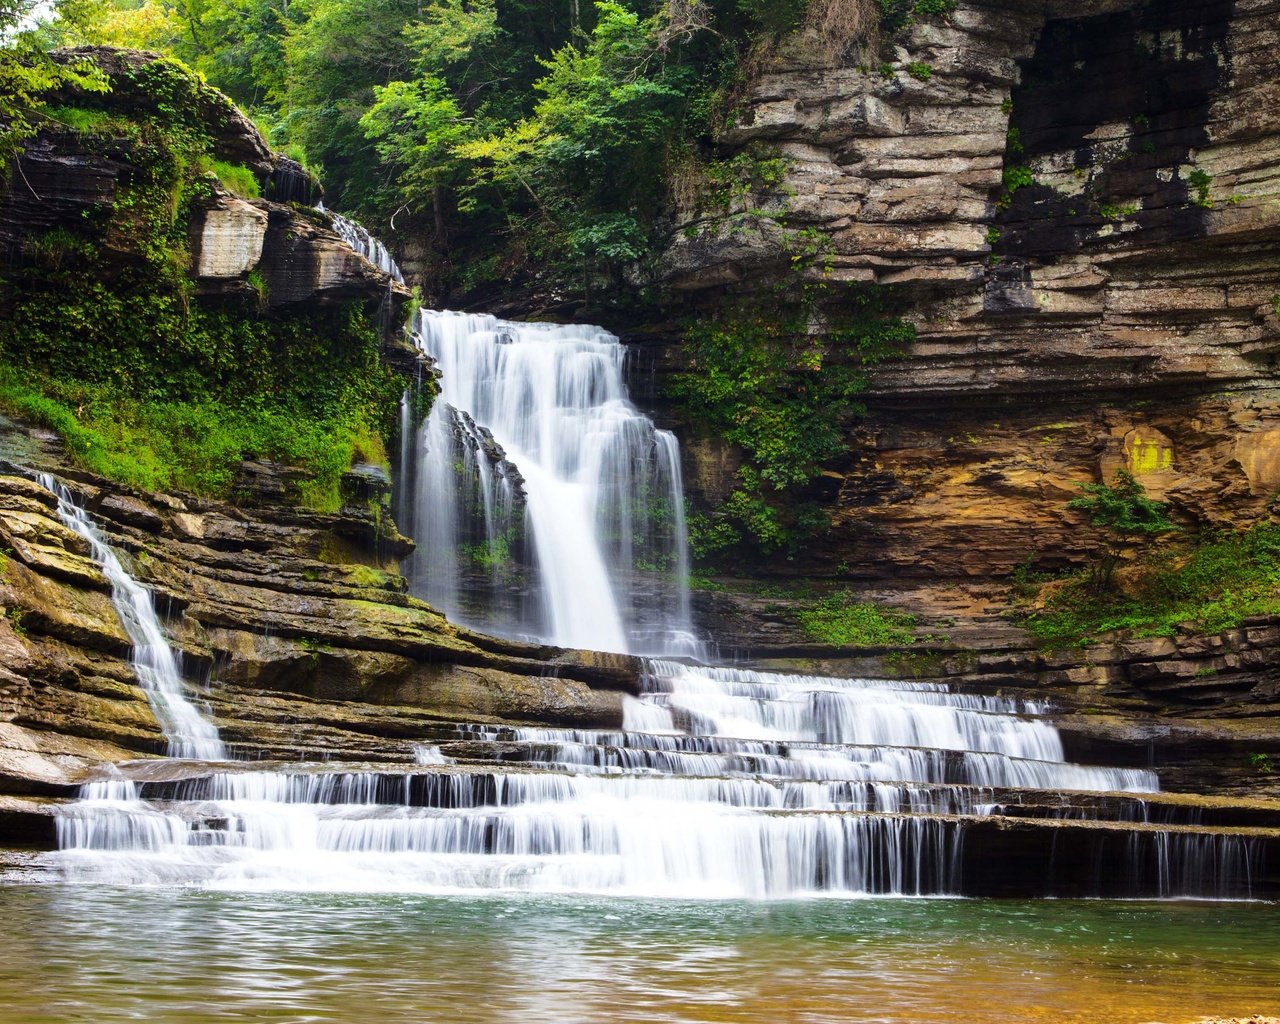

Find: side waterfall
<box><xmin>43</xmin><ymin>231</ymin><xmax>1267</xmax><ymax>900</ymax></box>
<box><xmin>400</xmin><ymin>310</ymin><xmax>697</xmax><ymax>656</ymax></box>
<box><xmin>38</xmin><ymin>475</ymin><xmax>225</xmax><ymax>761</ymax></box>
<box><xmin>318</xmin><ymin>203</ymin><xmax>405</xmax><ymax>283</ymax></box>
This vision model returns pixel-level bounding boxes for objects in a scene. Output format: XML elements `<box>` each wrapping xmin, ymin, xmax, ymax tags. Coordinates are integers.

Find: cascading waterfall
<box><xmin>49</xmin><ymin>657</ymin><xmax>1261</xmax><ymax>898</ymax></box>
<box><xmin>39</xmin><ymin>475</ymin><xmax>225</xmax><ymax>761</ymax></box>
<box><xmin>43</xmin><ymin>231</ymin><xmax>1267</xmax><ymax>901</ymax></box>
<box><xmin>399</xmin><ymin>310</ymin><xmax>697</xmax><ymax>656</ymax></box>
<box><xmin>317</xmin><ymin>203</ymin><xmax>405</xmax><ymax>283</ymax></box>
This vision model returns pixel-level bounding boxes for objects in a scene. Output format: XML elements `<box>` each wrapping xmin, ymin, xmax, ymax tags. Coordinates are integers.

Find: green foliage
<box><xmin>1067</xmin><ymin>470</ymin><xmax>1175</xmax><ymax>538</ymax></box>
<box><xmin>5</xmin><ymin>45</ymin><xmax>424</xmax><ymax>512</ymax></box>
<box><xmin>997</xmin><ymin>164</ymin><xmax>1035</xmax><ymax>210</ymax></box>
<box><xmin>0</xmin><ymin>287</ymin><xmax>405</xmax><ymax>510</ymax></box>
<box><xmin>462</xmin><ymin>534</ymin><xmax>513</xmax><ymax>571</ymax></box>
<box><xmin>688</xmin><ymin>484</ymin><xmax>790</xmax><ymax>557</ymax></box>
<box><xmin>906</xmin><ymin>61</ymin><xmax>932</xmax><ymax>81</ymax></box>
<box><xmin>205</xmin><ymin>158</ymin><xmax>260</xmax><ymax>197</ymax></box>
<box><xmin>1247</xmin><ymin>752</ymin><xmax>1275</xmax><ymax>774</ymax></box>
<box><xmin>796</xmin><ymin>593</ymin><xmax>918</xmax><ymax>647</ymax></box>
<box><xmin>1065</xmin><ymin>470</ymin><xmax>1175</xmax><ymax>593</ymax></box>
<box><xmin>675</xmin><ymin>281</ymin><xmax>912</xmax><ymax>556</ymax></box>
<box><xmin>40</xmin><ymin>103</ymin><xmax>126</xmax><ymax>133</ymax></box>
<box><xmin>984</xmin><ymin>225</ymin><xmax>1001</xmax><ymax>245</ymax></box>
<box><xmin>69</xmin><ymin>0</ymin><xmax>889</xmax><ymax>295</ymax></box>
<box><xmin>1097</xmin><ymin>202</ymin><xmax>1138</xmax><ymax>220</ymax></box>
<box><xmin>878</xmin><ymin>0</ymin><xmax>954</xmax><ymax>36</ymax></box>
<box><xmin>675</xmin><ymin>284</ymin><xmax>912</xmax><ymax>491</ymax></box>
<box><xmin>0</xmin><ymin>2</ymin><xmax>110</xmax><ymax>156</ymax></box>
<box><xmin>347</xmin><ymin>565</ymin><xmax>390</xmax><ymax>588</ymax></box>
<box><xmin>1022</xmin><ymin>523</ymin><xmax>1280</xmax><ymax>646</ymax></box>
<box><xmin>1186</xmin><ymin>167</ymin><xmax>1213</xmax><ymax>208</ymax></box>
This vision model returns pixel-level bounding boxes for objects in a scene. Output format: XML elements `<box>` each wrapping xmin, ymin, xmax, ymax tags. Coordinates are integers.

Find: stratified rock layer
<box><xmin>0</xmin><ymin>47</ymin><xmax>409</xmax><ymax>313</ymax></box>
<box><xmin>0</xmin><ymin>441</ymin><xmax>640</xmax><ymax>786</ymax></box>
<box><xmin>659</xmin><ymin>0</ymin><xmax>1280</xmax><ymax>584</ymax></box>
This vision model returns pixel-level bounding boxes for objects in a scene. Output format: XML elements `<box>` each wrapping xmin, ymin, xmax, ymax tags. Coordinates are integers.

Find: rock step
<box><xmin>13</xmin><ymin>794</ymin><xmax>1278</xmax><ymax>899</ymax></box>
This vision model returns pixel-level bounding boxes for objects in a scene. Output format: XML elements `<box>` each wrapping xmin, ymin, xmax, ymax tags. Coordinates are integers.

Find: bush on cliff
<box><xmin>0</xmin><ymin>52</ymin><xmax>412</xmax><ymax>510</ymax></box>
<box><xmin>1021</xmin><ymin>522</ymin><xmax>1280</xmax><ymax>646</ymax></box>
<box><xmin>675</xmin><ymin>282</ymin><xmax>914</xmax><ymax>560</ymax></box>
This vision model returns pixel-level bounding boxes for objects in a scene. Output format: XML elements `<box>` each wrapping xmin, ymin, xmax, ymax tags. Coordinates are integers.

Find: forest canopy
<box><xmin>42</xmin><ymin>0</ymin><xmax>888</xmax><ymax>293</ymax></box>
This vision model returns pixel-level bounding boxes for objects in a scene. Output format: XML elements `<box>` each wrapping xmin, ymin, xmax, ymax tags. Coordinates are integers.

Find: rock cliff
<box><xmin>0</xmin><ymin>425</ymin><xmax>639</xmax><ymax>790</ymax></box>
<box><xmin>648</xmin><ymin>0</ymin><xmax>1280</xmax><ymax>635</ymax></box>
<box><xmin>0</xmin><ymin>47</ymin><xmax>407</xmax><ymax>315</ymax></box>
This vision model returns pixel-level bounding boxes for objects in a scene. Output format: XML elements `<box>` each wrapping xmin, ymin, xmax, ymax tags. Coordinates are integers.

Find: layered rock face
<box><xmin>0</xmin><ymin>428</ymin><xmax>639</xmax><ymax>789</ymax></box>
<box><xmin>0</xmin><ymin>47</ymin><xmax>406</xmax><ymax>313</ymax></box>
<box><xmin>660</xmin><ymin>0</ymin><xmax>1280</xmax><ymax>583</ymax></box>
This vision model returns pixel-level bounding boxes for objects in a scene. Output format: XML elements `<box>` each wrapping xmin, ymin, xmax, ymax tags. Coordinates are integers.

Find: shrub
<box><xmin>797</xmin><ymin>594</ymin><xmax>918</xmax><ymax>646</ymax></box>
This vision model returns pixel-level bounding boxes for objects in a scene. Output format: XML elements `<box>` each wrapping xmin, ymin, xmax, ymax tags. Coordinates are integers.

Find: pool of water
<box><xmin>0</xmin><ymin>886</ymin><xmax>1276</xmax><ymax>1023</ymax></box>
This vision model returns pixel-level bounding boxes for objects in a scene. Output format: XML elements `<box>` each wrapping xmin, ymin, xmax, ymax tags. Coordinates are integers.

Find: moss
<box><xmin>796</xmin><ymin>595</ymin><xmax>918</xmax><ymax>647</ymax></box>
<box><xmin>347</xmin><ymin>565</ymin><xmax>390</xmax><ymax>589</ymax></box>
<box><xmin>5</xmin><ymin>65</ymin><xmax>429</xmax><ymax>511</ymax></box>
<box><xmin>204</xmin><ymin>158</ymin><xmax>261</xmax><ymax>198</ymax></box>
<box><xmin>40</xmin><ymin>105</ymin><xmax>128</xmax><ymax>134</ymax></box>
<box><xmin>672</xmin><ymin>280</ymin><xmax>913</xmax><ymax>557</ymax></box>
<box><xmin>1186</xmin><ymin>167</ymin><xmax>1213</xmax><ymax>208</ymax></box>
<box><xmin>1020</xmin><ymin>523</ymin><xmax>1280</xmax><ymax>646</ymax></box>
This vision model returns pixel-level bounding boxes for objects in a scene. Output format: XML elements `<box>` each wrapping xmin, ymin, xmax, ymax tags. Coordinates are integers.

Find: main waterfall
<box><xmin>34</xmin><ymin>240</ymin><xmax>1268</xmax><ymax>903</ymax></box>
<box><xmin>400</xmin><ymin>310</ymin><xmax>696</xmax><ymax>656</ymax></box>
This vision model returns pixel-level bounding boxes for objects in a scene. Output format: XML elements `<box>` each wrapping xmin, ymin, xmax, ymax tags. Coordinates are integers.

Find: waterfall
<box><xmin>317</xmin><ymin>202</ymin><xmax>405</xmax><ymax>283</ymax></box>
<box><xmin>400</xmin><ymin>310</ymin><xmax>699</xmax><ymax>656</ymax></box>
<box><xmin>38</xmin><ymin>474</ymin><xmax>225</xmax><ymax>761</ymax></box>
<box><xmin>50</xmin><ymin>657</ymin><xmax>1261</xmax><ymax>899</ymax></box>
<box><xmin>38</xmin><ymin>232</ymin><xmax>1267</xmax><ymax>901</ymax></box>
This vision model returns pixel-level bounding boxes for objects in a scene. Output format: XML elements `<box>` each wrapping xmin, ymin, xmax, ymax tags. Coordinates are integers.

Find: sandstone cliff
<box><xmin>644</xmin><ymin>0</ymin><xmax>1280</xmax><ymax>648</ymax></box>
<box><xmin>0</xmin><ymin>424</ymin><xmax>638</xmax><ymax>791</ymax></box>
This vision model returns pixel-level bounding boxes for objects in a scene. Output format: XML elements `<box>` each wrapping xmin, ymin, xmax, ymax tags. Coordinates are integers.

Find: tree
<box><xmin>1068</xmin><ymin>469</ymin><xmax>1176</xmax><ymax>591</ymax></box>
<box><xmin>0</xmin><ymin>0</ymin><xmax>109</xmax><ymax>159</ymax></box>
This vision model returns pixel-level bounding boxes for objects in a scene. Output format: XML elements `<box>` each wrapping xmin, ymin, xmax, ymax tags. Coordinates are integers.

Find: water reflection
<box><xmin>1</xmin><ymin>888</ymin><xmax>1277</xmax><ymax>1023</ymax></box>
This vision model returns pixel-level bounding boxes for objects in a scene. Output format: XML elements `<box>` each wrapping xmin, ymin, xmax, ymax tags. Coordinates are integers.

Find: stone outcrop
<box><xmin>649</xmin><ymin>0</ymin><xmax>1280</xmax><ymax>592</ymax></box>
<box><xmin>0</xmin><ymin>47</ymin><xmax>408</xmax><ymax>314</ymax></box>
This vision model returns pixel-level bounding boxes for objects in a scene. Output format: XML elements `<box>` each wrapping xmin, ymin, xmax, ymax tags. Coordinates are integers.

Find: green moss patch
<box><xmin>796</xmin><ymin>594</ymin><xmax>919</xmax><ymax>647</ymax></box>
<box><xmin>1022</xmin><ymin>524</ymin><xmax>1280</xmax><ymax>646</ymax></box>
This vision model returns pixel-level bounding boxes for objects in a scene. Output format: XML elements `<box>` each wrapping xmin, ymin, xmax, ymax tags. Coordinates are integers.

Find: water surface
<box><xmin>2</xmin><ymin>886</ymin><xmax>1276</xmax><ymax>1023</ymax></box>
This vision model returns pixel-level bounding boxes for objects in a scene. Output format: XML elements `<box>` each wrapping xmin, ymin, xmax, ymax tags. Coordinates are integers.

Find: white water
<box><xmin>56</xmin><ymin>652</ymin><xmax>1257</xmax><ymax>899</ymax></box>
<box><xmin>318</xmin><ymin>203</ymin><xmax>404</xmax><ymax>283</ymax></box>
<box><xmin>38</xmin><ymin>475</ymin><xmax>225</xmax><ymax>761</ymax></box>
<box><xmin>400</xmin><ymin>310</ymin><xmax>697</xmax><ymax>656</ymax></box>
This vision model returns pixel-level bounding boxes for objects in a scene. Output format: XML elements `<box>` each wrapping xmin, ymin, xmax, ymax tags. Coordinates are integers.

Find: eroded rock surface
<box><xmin>653</xmin><ymin>0</ymin><xmax>1280</xmax><ymax>595</ymax></box>
<box><xmin>0</xmin><ymin>446</ymin><xmax>640</xmax><ymax>786</ymax></box>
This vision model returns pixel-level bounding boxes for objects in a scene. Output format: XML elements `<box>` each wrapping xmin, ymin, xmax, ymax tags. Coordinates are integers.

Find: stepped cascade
<box><xmin>38</xmin><ymin>516</ymin><xmax>1262</xmax><ymax>898</ymax></box>
<box><xmin>399</xmin><ymin>310</ymin><xmax>697</xmax><ymax>656</ymax></box>
<box><xmin>33</xmin><ymin>291</ymin><xmax>1270</xmax><ymax>900</ymax></box>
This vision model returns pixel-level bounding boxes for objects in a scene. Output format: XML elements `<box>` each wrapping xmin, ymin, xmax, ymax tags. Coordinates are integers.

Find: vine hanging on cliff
<box><xmin>672</xmin><ymin>277</ymin><xmax>914</xmax><ymax>557</ymax></box>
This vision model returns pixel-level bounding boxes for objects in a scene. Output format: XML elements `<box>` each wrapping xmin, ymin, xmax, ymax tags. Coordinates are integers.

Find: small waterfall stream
<box><xmin>39</xmin><ymin>475</ymin><xmax>225</xmax><ymax>761</ymax></box>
